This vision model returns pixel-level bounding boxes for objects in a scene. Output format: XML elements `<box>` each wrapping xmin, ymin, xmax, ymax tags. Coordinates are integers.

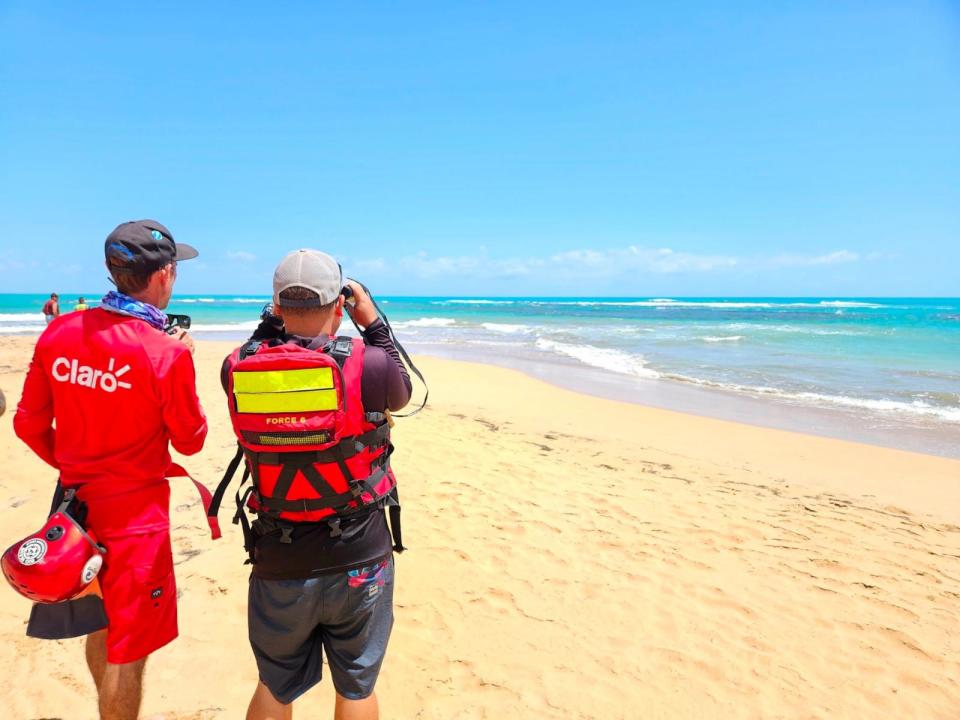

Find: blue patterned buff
<box><xmin>99</xmin><ymin>290</ymin><xmax>167</xmax><ymax>331</ymax></box>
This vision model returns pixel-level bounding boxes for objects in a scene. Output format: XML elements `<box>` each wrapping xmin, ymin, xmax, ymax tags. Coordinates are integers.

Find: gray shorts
<box><xmin>248</xmin><ymin>556</ymin><xmax>394</xmax><ymax>704</ymax></box>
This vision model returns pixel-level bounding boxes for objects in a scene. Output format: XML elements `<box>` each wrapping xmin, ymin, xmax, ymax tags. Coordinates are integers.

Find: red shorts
<box><xmin>98</xmin><ymin>529</ymin><xmax>177</xmax><ymax>663</ymax></box>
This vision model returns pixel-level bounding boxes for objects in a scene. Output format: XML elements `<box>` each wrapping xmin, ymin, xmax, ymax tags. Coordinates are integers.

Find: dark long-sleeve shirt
<box><xmin>357</xmin><ymin>318</ymin><xmax>413</xmax><ymax>412</ymax></box>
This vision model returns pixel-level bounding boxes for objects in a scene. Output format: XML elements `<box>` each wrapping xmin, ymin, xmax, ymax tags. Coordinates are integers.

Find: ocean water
<box><xmin>3</xmin><ymin>294</ymin><xmax>958</xmax><ymax>454</ymax></box>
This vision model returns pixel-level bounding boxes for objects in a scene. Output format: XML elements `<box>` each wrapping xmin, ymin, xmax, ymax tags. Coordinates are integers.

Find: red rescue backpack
<box><xmin>211</xmin><ymin>336</ymin><xmax>404</xmax><ymax>561</ymax></box>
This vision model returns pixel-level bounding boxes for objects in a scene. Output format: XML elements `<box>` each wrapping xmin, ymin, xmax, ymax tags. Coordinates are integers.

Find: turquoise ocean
<box><xmin>3</xmin><ymin>294</ymin><xmax>958</xmax><ymax>456</ymax></box>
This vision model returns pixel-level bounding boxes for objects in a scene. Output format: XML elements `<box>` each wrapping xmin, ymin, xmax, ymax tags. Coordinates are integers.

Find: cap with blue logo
<box><xmin>104</xmin><ymin>219</ymin><xmax>198</xmax><ymax>274</ymax></box>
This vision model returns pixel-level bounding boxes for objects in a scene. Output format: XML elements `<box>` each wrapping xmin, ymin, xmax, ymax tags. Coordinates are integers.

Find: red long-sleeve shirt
<box><xmin>14</xmin><ymin>308</ymin><xmax>207</xmax><ymax>536</ymax></box>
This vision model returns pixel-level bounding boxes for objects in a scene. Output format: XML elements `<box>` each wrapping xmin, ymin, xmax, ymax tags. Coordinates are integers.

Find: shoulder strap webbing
<box><xmin>386</xmin><ymin>487</ymin><xmax>405</xmax><ymax>553</ymax></box>
<box><xmin>233</xmin><ymin>485</ymin><xmax>257</xmax><ymax>564</ymax></box>
<box><xmin>209</xmin><ymin>444</ymin><xmax>244</xmax><ymax>520</ymax></box>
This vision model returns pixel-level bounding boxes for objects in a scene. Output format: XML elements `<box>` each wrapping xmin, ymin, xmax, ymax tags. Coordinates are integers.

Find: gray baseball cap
<box><xmin>273</xmin><ymin>249</ymin><xmax>343</xmax><ymax>307</ymax></box>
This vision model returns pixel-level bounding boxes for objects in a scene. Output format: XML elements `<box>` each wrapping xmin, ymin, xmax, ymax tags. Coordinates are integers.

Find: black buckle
<box><xmin>55</xmin><ymin>487</ymin><xmax>78</xmax><ymax>515</ymax></box>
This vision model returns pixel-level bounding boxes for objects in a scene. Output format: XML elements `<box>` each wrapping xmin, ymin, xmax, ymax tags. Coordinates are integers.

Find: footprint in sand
<box><xmin>174</xmin><ymin>548</ymin><xmax>207</xmax><ymax>565</ymax></box>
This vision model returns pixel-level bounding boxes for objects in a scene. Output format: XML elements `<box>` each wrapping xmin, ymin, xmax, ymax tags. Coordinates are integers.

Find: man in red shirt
<box><xmin>14</xmin><ymin>220</ymin><xmax>207</xmax><ymax>720</ymax></box>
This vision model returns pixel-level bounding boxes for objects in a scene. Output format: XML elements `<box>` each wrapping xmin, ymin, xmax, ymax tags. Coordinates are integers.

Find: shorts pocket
<box><xmin>344</xmin><ymin>557</ymin><xmax>393</xmax><ymax>608</ymax></box>
<box><xmin>130</xmin><ymin>537</ymin><xmax>176</xmax><ymax>623</ymax></box>
<box><xmin>346</xmin><ymin>558</ymin><xmax>391</xmax><ymax>588</ymax></box>
<box><xmin>102</xmin><ymin>535</ymin><xmax>178</xmax><ymax>663</ymax></box>
<box><xmin>133</xmin><ymin>561</ymin><xmax>175</xmax><ymax>612</ymax></box>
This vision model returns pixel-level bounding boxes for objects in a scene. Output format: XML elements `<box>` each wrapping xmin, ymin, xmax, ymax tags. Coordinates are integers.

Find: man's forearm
<box><xmin>362</xmin><ymin>319</ymin><xmax>412</xmax><ymax>393</ymax></box>
<box><xmin>361</xmin><ymin>319</ymin><xmax>413</xmax><ymax>411</ymax></box>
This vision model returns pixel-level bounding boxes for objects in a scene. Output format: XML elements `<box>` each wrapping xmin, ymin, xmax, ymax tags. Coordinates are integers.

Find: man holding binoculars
<box><xmin>221</xmin><ymin>249</ymin><xmax>412</xmax><ymax>720</ymax></box>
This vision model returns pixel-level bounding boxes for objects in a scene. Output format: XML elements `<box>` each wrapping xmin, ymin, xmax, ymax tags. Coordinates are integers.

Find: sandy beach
<box><xmin>0</xmin><ymin>335</ymin><xmax>958</xmax><ymax>719</ymax></box>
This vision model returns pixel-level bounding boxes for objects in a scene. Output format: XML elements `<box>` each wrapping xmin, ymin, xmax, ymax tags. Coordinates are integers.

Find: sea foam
<box><xmin>535</xmin><ymin>338</ymin><xmax>660</xmax><ymax>379</ymax></box>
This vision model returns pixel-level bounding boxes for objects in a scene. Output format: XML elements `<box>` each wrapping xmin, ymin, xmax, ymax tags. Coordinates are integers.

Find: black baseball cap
<box><xmin>104</xmin><ymin>219</ymin><xmax>198</xmax><ymax>273</ymax></box>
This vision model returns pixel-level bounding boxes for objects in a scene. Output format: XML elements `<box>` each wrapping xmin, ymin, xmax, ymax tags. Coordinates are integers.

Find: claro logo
<box><xmin>51</xmin><ymin>357</ymin><xmax>132</xmax><ymax>392</ymax></box>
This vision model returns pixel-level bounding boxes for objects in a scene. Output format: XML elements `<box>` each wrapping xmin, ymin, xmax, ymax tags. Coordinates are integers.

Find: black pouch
<box><xmin>27</xmin><ymin>595</ymin><xmax>108</xmax><ymax>639</ymax></box>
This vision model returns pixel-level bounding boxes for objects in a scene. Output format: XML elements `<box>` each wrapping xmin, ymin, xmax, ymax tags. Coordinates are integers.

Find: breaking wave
<box><xmin>534</xmin><ymin>338</ymin><xmax>660</xmax><ymax>379</ymax></box>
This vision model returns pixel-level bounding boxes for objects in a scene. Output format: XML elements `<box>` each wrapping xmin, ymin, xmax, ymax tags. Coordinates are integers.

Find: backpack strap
<box><xmin>209</xmin><ymin>444</ymin><xmax>244</xmax><ymax>520</ymax></box>
<box><xmin>386</xmin><ymin>487</ymin><xmax>405</xmax><ymax>553</ymax></box>
<box><xmin>233</xmin><ymin>485</ymin><xmax>257</xmax><ymax>564</ymax></box>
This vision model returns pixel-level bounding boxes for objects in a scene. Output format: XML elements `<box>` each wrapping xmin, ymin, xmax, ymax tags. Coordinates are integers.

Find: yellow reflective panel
<box><xmin>235</xmin><ymin>388</ymin><xmax>339</xmax><ymax>413</ymax></box>
<box><xmin>233</xmin><ymin>367</ymin><xmax>334</xmax><ymax>394</ymax></box>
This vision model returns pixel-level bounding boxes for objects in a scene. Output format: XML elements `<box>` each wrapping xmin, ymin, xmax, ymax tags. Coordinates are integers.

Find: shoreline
<box><xmin>186</xmin><ymin>329</ymin><xmax>960</xmax><ymax>460</ymax></box>
<box><xmin>405</xmin><ymin>341</ymin><xmax>960</xmax><ymax>460</ymax></box>
<box><xmin>4</xmin><ymin>329</ymin><xmax>958</xmax><ymax>460</ymax></box>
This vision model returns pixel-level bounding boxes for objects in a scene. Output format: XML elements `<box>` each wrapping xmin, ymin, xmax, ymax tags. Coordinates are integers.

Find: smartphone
<box><xmin>164</xmin><ymin>314</ymin><xmax>192</xmax><ymax>334</ymax></box>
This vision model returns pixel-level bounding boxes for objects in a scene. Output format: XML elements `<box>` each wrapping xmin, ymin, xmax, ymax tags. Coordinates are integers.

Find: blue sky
<box><xmin>1</xmin><ymin>2</ymin><xmax>958</xmax><ymax>296</ymax></box>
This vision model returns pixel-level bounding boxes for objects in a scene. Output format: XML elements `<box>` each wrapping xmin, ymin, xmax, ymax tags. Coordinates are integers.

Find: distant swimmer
<box><xmin>74</xmin><ymin>297</ymin><xmax>88</xmax><ymax>311</ymax></box>
<box><xmin>41</xmin><ymin>293</ymin><xmax>59</xmax><ymax>323</ymax></box>
<box><xmin>10</xmin><ymin>219</ymin><xmax>216</xmax><ymax>720</ymax></box>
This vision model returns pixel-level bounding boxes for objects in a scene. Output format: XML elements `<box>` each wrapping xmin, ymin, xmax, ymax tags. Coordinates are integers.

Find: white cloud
<box><xmin>549</xmin><ymin>246</ymin><xmax>740</xmax><ymax>274</ymax></box>
<box><xmin>552</xmin><ymin>249</ymin><xmax>608</xmax><ymax>267</ymax></box>
<box><xmin>343</xmin><ymin>245</ymin><xmax>868</xmax><ymax>283</ymax></box>
<box><xmin>227</xmin><ymin>250</ymin><xmax>257</xmax><ymax>262</ymax></box>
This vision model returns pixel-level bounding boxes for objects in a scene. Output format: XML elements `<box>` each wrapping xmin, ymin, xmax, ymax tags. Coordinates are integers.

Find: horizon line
<box><xmin>2</xmin><ymin>293</ymin><xmax>958</xmax><ymax>301</ymax></box>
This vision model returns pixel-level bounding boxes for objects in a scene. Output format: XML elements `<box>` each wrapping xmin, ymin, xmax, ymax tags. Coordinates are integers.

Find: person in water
<box><xmin>14</xmin><ymin>220</ymin><xmax>208</xmax><ymax>720</ymax></box>
<box><xmin>42</xmin><ymin>293</ymin><xmax>59</xmax><ymax>323</ymax></box>
<box><xmin>222</xmin><ymin>249</ymin><xmax>411</xmax><ymax>720</ymax></box>
<box><xmin>74</xmin><ymin>297</ymin><xmax>88</xmax><ymax>311</ymax></box>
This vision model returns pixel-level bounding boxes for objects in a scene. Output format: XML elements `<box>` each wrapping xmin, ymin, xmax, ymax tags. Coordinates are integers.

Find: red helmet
<box><xmin>2</xmin><ymin>511</ymin><xmax>105</xmax><ymax>603</ymax></box>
